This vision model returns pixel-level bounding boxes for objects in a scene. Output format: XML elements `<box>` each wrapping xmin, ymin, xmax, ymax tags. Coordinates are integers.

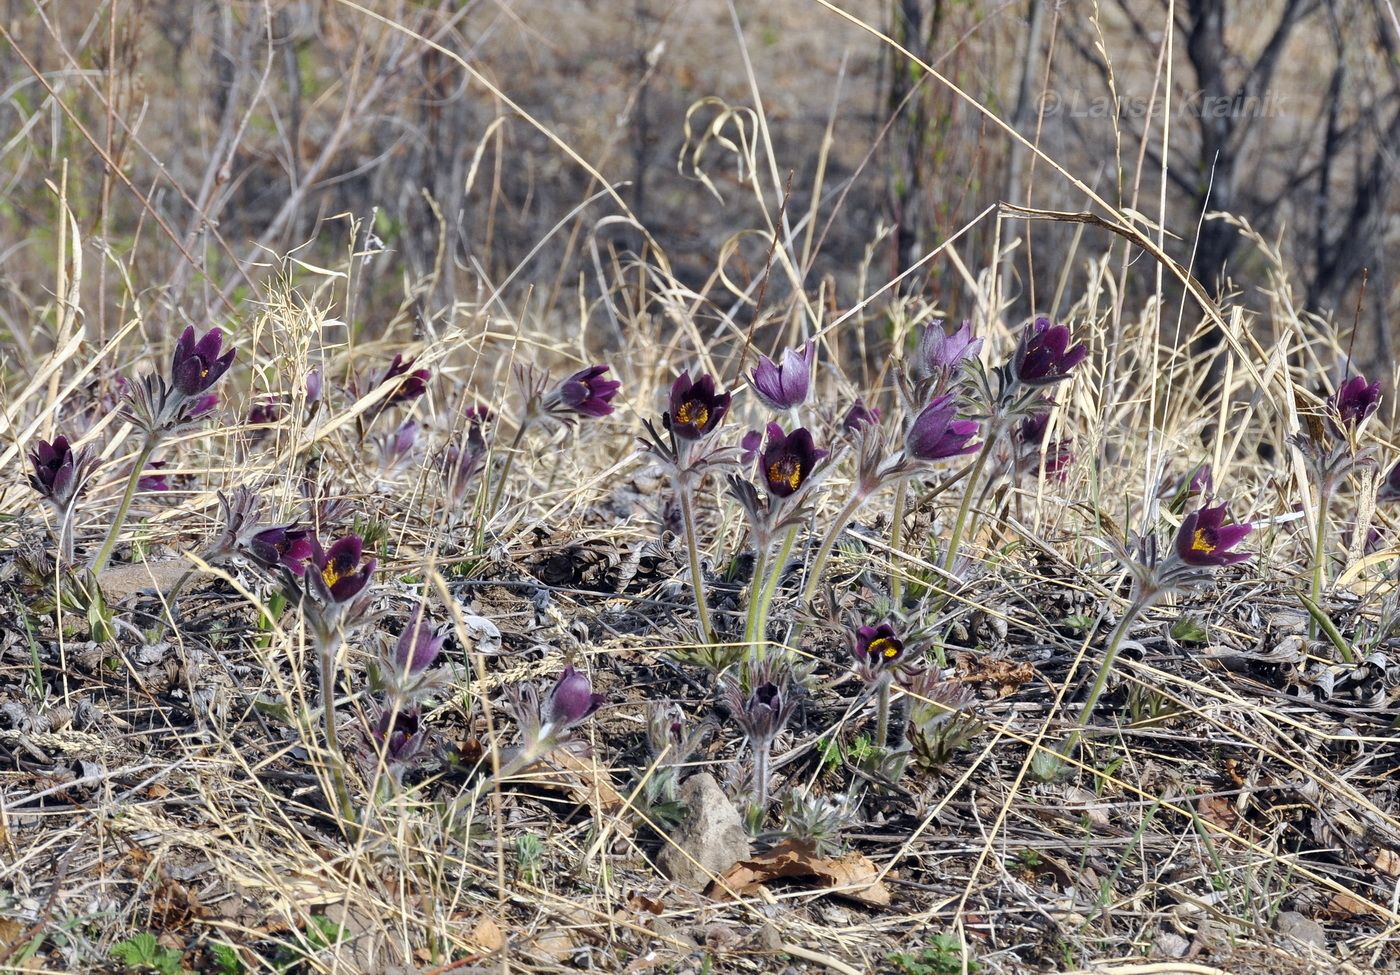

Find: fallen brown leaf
<box><xmin>706</xmin><ymin>840</ymin><xmax>891</xmax><ymax>907</ymax></box>
<box><xmin>469</xmin><ymin>916</ymin><xmax>505</xmax><ymax>951</ymax></box>
<box><xmin>1323</xmin><ymin>890</ymin><xmax>1387</xmax><ymax>920</ymax></box>
<box><xmin>535</xmin><ymin>750</ymin><xmax>634</xmax><ymax>837</ymax></box>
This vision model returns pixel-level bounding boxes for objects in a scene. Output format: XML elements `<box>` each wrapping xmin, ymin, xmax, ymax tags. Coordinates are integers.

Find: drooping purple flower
<box><xmin>906</xmin><ymin>394</ymin><xmax>980</xmax><ymax>461</ymax></box>
<box><xmin>547</xmin><ymin>665</ymin><xmax>605</xmax><ymax>728</ymax></box>
<box><xmin>310</xmin><ymin>534</ymin><xmax>377</xmax><ymax>603</ymax></box>
<box><xmin>1329</xmin><ymin>374</ymin><xmax>1382</xmax><ymax>434</ymax></box>
<box><xmin>916</xmin><ymin>320</ymin><xmax>981</xmax><ymax>377</ymax></box>
<box><xmin>1012</xmin><ymin>317</ymin><xmax>1088</xmax><ymax>387</ymax></box>
<box><xmin>854</xmin><ymin>623</ymin><xmax>905</xmax><ymax>667</ymax></box>
<box><xmin>248</xmin><ymin>399</ymin><xmax>283</xmax><ymax>427</ymax></box>
<box><xmin>553</xmin><ymin>364</ymin><xmax>620</xmax><ymax>418</ymax></box>
<box><xmin>1016</xmin><ymin>411</ymin><xmax>1074</xmax><ymax>479</ymax></box>
<box><xmin>1175</xmin><ymin>502</ymin><xmax>1252</xmax><ymax>568</ymax></box>
<box><xmin>1379</xmin><ymin>461</ymin><xmax>1400</xmax><ymax>503</ymax></box>
<box><xmin>740</xmin><ymin>428</ymin><xmax>764</xmax><ymax>464</ymax></box>
<box><xmin>379</xmin><ymin>354</ymin><xmax>432</xmax><ymax>406</ymax></box>
<box><xmin>382</xmin><ymin>420</ymin><xmax>419</xmax><ymax>467</ymax></box>
<box><xmin>28</xmin><ymin>436</ymin><xmax>89</xmax><ymax>508</ymax></box>
<box><xmin>305</xmin><ymin>366</ymin><xmax>323</xmax><ymax>404</ymax></box>
<box><xmin>372</xmin><ymin>706</ymin><xmax>426</xmax><ymax>765</ymax></box>
<box><xmin>757</xmin><ymin>423</ymin><xmax>828</xmax><ymax>497</ymax></box>
<box><xmin>749</xmin><ymin>341</ymin><xmax>814</xmax><ymax>411</ymax></box>
<box><xmin>444</xmin><ymin>408</ymin><xmax>491</xmax><ymax>502</ymax></box>
<box><xmin>1188</xmin><ymin>462</ymin><xmax>1214</xmax><ymax>497</ymax></box>
<box><xmin>138</xmin><ymin>462</ymin><xmax>171</xmax><ymax>492</ymax></box>
<box><xmin>248</xmin><ymin>524</ymin><xmax>315</xmax><ymax>574</ymax></box>
<box><xmin>841</xmin><ymin>399</ymin><xmax>881</xmax><ymax>434</ymax></box>
<box><xmin>666</xmin><ymin>371</ymin><xmax>731</xmax><ymax>440</ymax></box>
<box><xmin>171</xmin><ymin>326</ymin><xmax>237</xmax><ymax>398</ymax></box>
<box><xmin>188</xmin><ymin>393</ymin><xmax>220</xmax><ymax>419</ymax></box>
<box><xmin>394</xmin><ymin>610</ymin><xmax>446</xmax><ymax>676</ymax></box>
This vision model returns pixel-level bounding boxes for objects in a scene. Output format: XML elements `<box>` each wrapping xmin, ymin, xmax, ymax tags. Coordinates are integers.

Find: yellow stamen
<box><xmin>869</xmin><ymin>637</ymin><xmax>901</xmax><ymax>660</ymax></box>
<box><xmin>675</xmin><ymin>400</ymin><xmax>709</xmax><ymax>429</ymax></box>
<box><xmin>322</xmin><ymin>562</ymin><xmax>343</xmax><ymax>588</ymax></box>
<box><xmin>1191</xmin><ymin>528</ymin><xmax>1216</xmax><ymax>554</ymax></box>
<box><xmin>767</xmin><ymin>458</ymin><xmax>802</xmax><ymax>491</ymax></box>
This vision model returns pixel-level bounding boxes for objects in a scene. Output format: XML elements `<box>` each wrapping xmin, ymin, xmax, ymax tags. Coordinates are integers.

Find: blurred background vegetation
<box><xmin>0</xmin><ymin>0</ymin><xmax>1395</xmax><ymax>372</ymax></box>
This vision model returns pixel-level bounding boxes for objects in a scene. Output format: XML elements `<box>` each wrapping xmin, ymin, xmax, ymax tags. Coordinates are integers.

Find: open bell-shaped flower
<box><xmin>1174</xmin><ymin>502</ymin><xmax>1252</xmax><ymax>568</ymax></box>
<box><xmin>749</xmin><ymin>341</ymin><xmax>814</xmax><ymax>411</ymax></box>
<box><xmin>171</xmin><ymin>326</ymin><xmax>237</xmax><ymax>398</ymax></box>
<box><xmin>666</xmin><ymin>371</ymin><xmax>731</xmax><ymax>440</ymax></box>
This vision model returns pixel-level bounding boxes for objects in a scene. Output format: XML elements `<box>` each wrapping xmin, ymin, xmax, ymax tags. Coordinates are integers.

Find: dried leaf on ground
<box><xmin>706</xmin><ymin>839</ymin><xmax>891</xmax><ymax>907</ymax></box>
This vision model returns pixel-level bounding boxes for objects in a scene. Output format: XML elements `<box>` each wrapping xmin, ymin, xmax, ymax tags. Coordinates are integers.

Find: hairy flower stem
<box><xmin>91</xmin><ymin>438</ymin><xmax>159</xmax><ymax>573</ymax></box>
<box><xmin>1308</xmin><ymin>482</ymin><xmax>1331</xmax><ymax>640</ymax></box>
<box><xmin>314</xmin><ymin>630</ymin><xmax>357</xmax><ymax>834</ymax></box>
<box><xmin>888</xmin><ymin>485</ymin><xmax>908</xmax><ymax>608</ymax></box>
<box><xmin>752</xmin><ymin>740</ymin><xmax>771</xmax><ymax>812</ymax></box>
<box><xmin>800</xmin><ymin>489</ymin><xmax>870</xmax><ymax>605</ymax></box>
<box><xmin>676</xmin><ymin>475</ymin><xmax>716</xmax><ymax>645</ymax></box>
<box><xmin>485</xmin><ymin>421</ymin><xmax>531</xmax><ymax>524</ymax></box>
<box><xmin>744</xmin><ymin>542</ymin><xmax>770</xmax><ymax>649</ymax></box>
<box><xmin>1057</xmin><ymin>592</ymin><xmax>1158</xmax><ymax>763</ymax></box>
<box><xmin>940</xmin><ymin>420</ymin><xmax>1002</xmax><ymax>578</ymax></box>
<box><xmin>57</xmin><ymin>505</ymin><xmax>76</xmax><ymax>565</ymax></box>
<box><xmin>748</xmin><ymin>526</ymin><xmax>798</xmax><ymax>654</ymax></box>
<box><xmin>875</xmin><ymin>673</ymin><xmax>893</xmax><ymax>749</ymax></box>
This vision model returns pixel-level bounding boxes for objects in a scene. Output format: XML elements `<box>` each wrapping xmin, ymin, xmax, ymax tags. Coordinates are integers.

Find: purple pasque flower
<box><xmin>247</xmin><ymin>399</ymin><xmax>283</xmax><ymax>427</ymax></box>
<box><xmin>171</xmin><ymin>326</ymin><xmax>237</xmax><ymax>398</ymax></box>
<box><xmin>380</xmin><ymin>419</ymin><xmax>419</xmax><ymax>468</ymax></box>
<box><xmin>915</xmin><ymin>320</ymin><xmax>981</xmax><ymax>378</ymax></box>
<box><xmin>1188</xmin><ymin>462</ymin><xmax>1213</xmax><ymax>497</ymax></box>
<box><xmin>906</xmin><ymin>394</ymin><xmax>980</xmax><ymax>461</ymax></box>
<box><xmin>757</xmin><ymin>423</ymin><xmax>827</xmax><ymax>498</ymax></box>
<box><xmin>28</xmin><ymin>435</ymin><xmax>91</xmax><ymax>508</ymax></box>
<box><xmin>248</xmin><ymin>524</ymin><xmax>315</xmax><ymax>574</ymax></box>
<box><xmin>1379</xmin><ymin>461</ymin><xmax>1400</xmax><ymax>503</ymax></box>
<box><xmin>749</xmin><ymin>341</ymin><xmax>814</xmax><ymax>411</ymax></box>
<box><xmin>1015</xmin><ymin>410</ymin><xmax>1074</xmax><ymax>479</ymax></box>
<box><xmin>378</xmin><ymin>354</ymin><xmax>431</xmax><ymax>406</ymax></box>
<box><xmin>547</xmin><ymin>665</ymin><xmax>605</xmax><ymax>728</ymax></box>
<box><xmin>1328</xmin><ymin>374</ymin><xmax>1382</xmax><ymax>434</ymax></box>
<box><xmin>394</xmin><ymin>610</ymin><xmax>446</xmax><ymax>676</ymax></box>
<box><xmin>720</xmin><ymin>656</ymin><xmax>798</xmax><ymax>749</ymax></box>
<box><xmin>444</xmin><ymin>407</ymin><xmax>491</xmax><ymax>502</ymax></box>
<box><xmin>854</xmin><ymin>623</ymin><xmax>905</xmax><ymax>668</ymax></box>
<box><xmin>309</xmin><ymin>534</ymin><xmax>377</xmax><ymax>603</ymax></box>
<box><xmin>550</xmin><ymin>364</ymin><xmax>620</xmax><ymax>418</ymax></box>
<box><xmin>1012</xmin><ymin>317</ymin><xmax>1088</xmax><ymax>387</ymax></box>
<box><xmin>740</xmin><ymin>428</ymin><xmax>764</xmax><ymax>464</ymax></box>
<box><xmin>305</xmin><ymin>366</ymin><xmax>323</xmax><ymax>404</ymax></box>
<box><xmin>841</xmin><ymin>399</ymin><xmax>881</xmax><ymax>435</ymax></box>
<box><xmin>138</xmin><ymin>461</ymin><xmax>171</xmax><ymax>492</ymax></box>
<box><xmin>666</xmin><ymin>371</ymin><xmax>731</xmax><ymax>440</ymax></box>
<box><xmin>371</xmin><ymin>705</ymin><xmax>427</xmax><ymax>766</ymax></box>
<box><xmin>1175</xmin><ymin>502</ymin><xmax>1252</xmax><ymax>568</ymax></box>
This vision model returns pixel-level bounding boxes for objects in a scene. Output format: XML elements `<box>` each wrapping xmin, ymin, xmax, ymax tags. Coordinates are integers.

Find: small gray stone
<box><xmin>1276</xmin><ymin>910</ymin><xmax>1327</xmax><ymax>949</ymax></box>
<box><xmin>1152</xmin><ymin>931</ymin><xmax>1190</xmax><ymax>958</ymax></box>
<box><xmin>657</xmin><ymin>773</ymin><xmax>752</xmax><ymax>888</ymax></box>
